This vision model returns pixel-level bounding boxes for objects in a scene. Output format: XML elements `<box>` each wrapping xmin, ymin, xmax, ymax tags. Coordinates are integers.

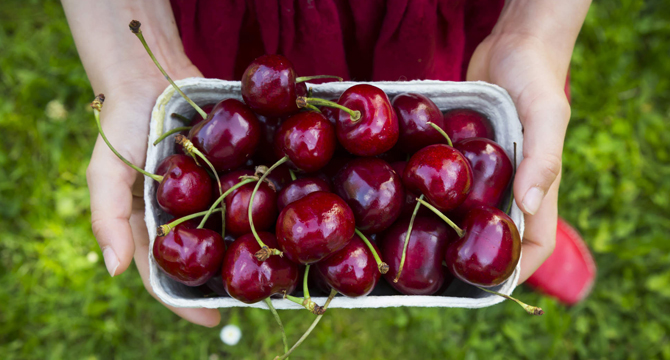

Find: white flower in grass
<box><xmin>220</xmin><ymin>324</ymin><xmax>241</xmax><ymax>346</ymax></box>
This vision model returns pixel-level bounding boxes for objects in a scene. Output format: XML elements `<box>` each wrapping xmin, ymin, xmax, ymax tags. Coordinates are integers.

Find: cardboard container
<box><xmin>144</xmin><ymin>78</ymin><xmax>524</xmax><ymax>310</ymax></box>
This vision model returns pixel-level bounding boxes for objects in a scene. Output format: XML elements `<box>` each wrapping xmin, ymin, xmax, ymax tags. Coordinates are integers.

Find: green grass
<box><xmin>2</xmin><ymin>0</ymin><xmax>670</xmax><ymax>359</ymax></box>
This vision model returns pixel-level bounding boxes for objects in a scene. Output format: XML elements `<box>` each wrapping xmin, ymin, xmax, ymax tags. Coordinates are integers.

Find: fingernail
<box><xmin>522</xmin><ymin>187</ymin><xmax>545</xmax><ymax>215</ymax></box>
<box><xmin>102</xmin><ymin>247</ymin><xmax>120</xmax><ymax>277</ymax></box>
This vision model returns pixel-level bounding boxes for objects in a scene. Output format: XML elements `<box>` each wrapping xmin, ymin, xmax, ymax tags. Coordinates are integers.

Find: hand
<box><xmin>86</xmin><ymin>64</ymin><xmax>221</xmax><ymax>327</ymax></box>
<box><xmin>467</xmin><ymin>32</ymin><xmax>571</xmax><ymax>283</ymax></box>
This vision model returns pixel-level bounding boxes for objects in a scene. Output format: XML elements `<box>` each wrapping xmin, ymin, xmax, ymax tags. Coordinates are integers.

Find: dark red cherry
<box><xmin>222</xmin><ymin>232</ymin><xmax>300</xmax><ymax>303</ymax></box>
<box><xmin>453</xmin><ymin>138</ymin><xmax>513</xmax><ymax>215</ymax></box>
<box><xmin>188</xmin><ymin>98</ymin><xmax>261</xmax><ymax>172</ymax></box>
<box><xmin>254</xmin><ymin>114</ymin><xmax>284</xmax><ymax>163</ymax></box>
<box><xmin>443</xmin><ymin>109</ymin><xmax>494</xmax><ymax>143</ymax></box>
<box><xmin>241</xmin><ymin>54</ymin><xmax>307</xmax><ymax>117</ymax></box>
<box><xmin>276</xmin><ymin>191</ymin><xmax>355</xmax><ymax>264</ymax></box>
<box><xmin>313</xmin><ymin>234</ymin><xmax>381</xmax><ymax>297</ymax></box>
<box><xmin>336</xmin><ymin>84</ymin><xmax>399</xmax><ymax>156</ymax></box>
<box><xmin>392</xmin><ymin>93</ymin><xmax>447</xmax><ymax>153</ymax></box>
<box><xmin>155</xmin><ymin>154</ymin><xmax>213</xmax><ymax>217</ymax></box>
<box><xmin>403</xmin><ymin>144</ymin><xmax>473</xmax><ymax>212</ymax></box>
<box><xmin>218</xmin><ymin>171</ymin><xmax>278</xmax><ymax>236</ymax></box>
<box><xmin>277</xmin><ymin>177</ymin><xmax>332</xmax><ymax>211</ymax></box>
<box><xmin>319</xmin><ymin>105</ymin><xmax>348</xmax><ymax>154</ymax></box>
<box><xmin>274</xmin><ymin>111</ymin><xmax>336</xmax><ymax>173</ymax></box>
<box><xmin>175</xmin><ymin>104</ymin><xmax>217</xmax><ymax>155</ymax></box>
<box><xmin>262</xmin><ymin>163</ymin><xmax>293</xmax><ymax>193</ymax></box>
<box><xmin>381</xmin><ymin>216</ymin><xmax>454</xmax><ymax>295</ymax></box>
<box><xmin>445</xmin><ymin>205</ymin><xmax>521</xmax><ymax>287</ymax></box>
<box><xmin>333</xmin><ymin>158</ymin><xmax>404</xmax><ymax>234</ymax></box>
<box><xmin>153</xmin><ymin>224</ymin><xmax>225</xmax><ymax>286</ymax></box>
<box><xmin>390</xmin><ymin>161</ymin><xmax>429</xmax><ymax>218</ymax></box>
<box><xmin>318</xmin><ymin>155</ymin><xmax>354</xmax><ymax>183</ymax></box>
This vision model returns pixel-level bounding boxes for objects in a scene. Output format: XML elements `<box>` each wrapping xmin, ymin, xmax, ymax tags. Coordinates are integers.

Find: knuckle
<box><xmin>538</xmin><ymin>153</ymin><xmax>562</xmax><ymax>184</ymax></box>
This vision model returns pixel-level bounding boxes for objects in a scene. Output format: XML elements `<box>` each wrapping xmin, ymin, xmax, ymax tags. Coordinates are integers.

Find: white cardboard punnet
<box><xmin>144</xmin><ymin>78</ymin><xmax>524</xmax><ymax>310</ymax></box>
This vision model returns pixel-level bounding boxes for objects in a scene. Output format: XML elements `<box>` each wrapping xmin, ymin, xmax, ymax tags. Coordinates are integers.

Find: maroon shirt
<box><xmin>170</xmin><ymin>0</ymin><xmax>504</xmax><ymax>81</ymax></box>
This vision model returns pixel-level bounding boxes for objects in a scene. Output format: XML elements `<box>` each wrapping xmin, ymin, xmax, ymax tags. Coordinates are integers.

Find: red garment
<box><xmin>170</xmin><ymin>0</ymin><xmax>504</xmax><ymax>82</ymax></box>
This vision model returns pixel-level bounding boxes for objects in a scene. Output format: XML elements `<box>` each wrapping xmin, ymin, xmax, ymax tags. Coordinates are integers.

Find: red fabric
<box><xmin>170</xmin><ymin>0</ymin><xmax>505</xmax><ymax>81</ymax></box>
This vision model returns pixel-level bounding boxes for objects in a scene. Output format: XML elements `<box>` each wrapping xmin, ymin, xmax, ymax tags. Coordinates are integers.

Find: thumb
<box><xmin>514</xmin><ymin>90</ymin><xmax>570</xmax><ymax>215</ymax></box>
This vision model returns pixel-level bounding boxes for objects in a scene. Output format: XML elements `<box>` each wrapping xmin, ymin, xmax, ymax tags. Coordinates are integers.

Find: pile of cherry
<box><xmin>91</xmin><ymin>20</ymin><xmax>542</xmax><ymax>359</ymax></box>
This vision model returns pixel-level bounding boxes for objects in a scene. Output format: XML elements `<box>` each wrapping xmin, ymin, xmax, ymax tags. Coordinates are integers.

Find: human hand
<box><xmin>467</xmin><ymin>32</ymin><xmax>571</xmax><ymax>283</ymax></box>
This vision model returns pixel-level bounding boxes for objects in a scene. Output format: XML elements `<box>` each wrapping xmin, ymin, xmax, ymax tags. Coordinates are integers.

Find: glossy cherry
<box><xmin>241</xmin><ymin>54</ymin><xmax>307</xmax><ymax>117</ymax></box>
<box><xmin>153</xmin><ymin>223</ymin><xmax>225</xmax><ymax>286</ymax></box>
<box><xmin>155</xmin><ymin>154</ymin><xmax>214</xmax><ymax>217</ymax></box>
<box><xmin>274</xmin><ymin>111</ymin><xmax>336</xmax><ymax>173</ymax></box>
<box><xmin>276</xmin><ymin>191</ymin><xmax>355</xmax><ymax>264</ymax></box>
<box><xmin>218</xmin><ymin>170</ymin><xmax>277</xmax><ymax>236</ymax></box>
<box><xmin>392</xmin><ymin>93</ymin><xmax>447</xmax><ymax>153</ymax></box>
<box><xmin>333</xmin><ymin>158</ymin><xmax>404</xmax><ymax>234</ymax></box>
<box><xmin>381</xmin><ymin>216</ymin><xmax>454</xmax><ymax>295</ymax></box>
<box><xmin>443</xmin><ymin>109</ymin><xmax>495</xmax><ymax>143</ymax></box>
<box><xmin>403</xmin><ymin>144</ymin><xmax>473</xmax><ymax>212</ymax></box>
<box><xmin>313</xmin><ymin>234</ymin><xmax>381</xmax><ymax>297</ymax></box>
<box><xmin>453</xmin><ymin>137</ymin><xmax>513</xmax><ymax>216</ymax></box>
<box><xmin>221</xmin><ymin>232</ymin><xmax>300</xmax><ymax>303</ymax></box>
<box><xmin>390</xmin><ymin>161</ymin><xmax>429</xmax><ymax>218</ymax></box>
<box><xmin>277</xmin><ymin>177</ymin><xmax>332</xmax><ymax>211</ymax></box>
<box><xmin>254</xmin><ymin>114</ymin><xmax>284</xmax><ymax>163</ymax></box>
<box><xmin>188</xmin><ymin>98</ymin><xmax>261</xmax><ymax>172</ymax></box>
<box><xmin>445</xmin><ymin>205</ymin><xmax>521</xmax><ymax>287</ymax></box>
<box><xmin>335</xmin><ymin>84</ymin><xmax>399</xmax><ymax>156</ymax></box>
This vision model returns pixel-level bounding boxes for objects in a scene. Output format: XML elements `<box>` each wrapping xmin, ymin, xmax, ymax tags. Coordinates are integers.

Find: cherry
<box><xmin>403</xmin><ymin>144</ymin><xmax>473</xmax><ymax>212</ymax></box>
<box><xmin>445</xmin><ymin>205</ymin><xmax>521</xmax><ymax>287</ymax></box>
<box><xmin>443</xmin><ymin>109</ymin><xmax>495</xmax><ymax>143</ymax></box>
<box><xmin>188</xmin><ymin>98</ymin><xmax>261</xmax><ymax>172</ymax></box>
<box><xmin>261</xmin><ymin>163</ymin><xmax>293</xmax><ymax>193</ymax></box>
<box><xmin>390</xmin><ymin>161</ymin><xmax>429</xmax><ymax>218</ymax></box>
<box><xmin>153</xmin><ymin>223</ymin><xmax>225</xmax><ymax>286</ymax></box>
<box><xmin>254</xmin><ymin>114</ymin><xmax>284</xmax><ymax>163</ymax></box>
<box><xmin>217</xmin><ymin>170</ymin><xmax>277</xmax><ymax>236</ymax></box>
<box><xmin>221</xmin><ymin>232</ymin><xmax>300</xmax><ymax>303</ymax></box>
<box><xmin>380</xmin><ymin>216</ymin><xmax>454</xmax><ymax>295</ymax></box>
<box><xmin>313</xmin><ymin>234</ymin><xmax>382</xmax><ymax>297</ymax></box>
<box><xmin>333</xmin><ymin>157</ymin><xmax>404</xmax><ymax>234</ymax></box>
<box><xmin>318</xmin><ymin>155</ymin><xmax>354</xmax><ymax>183</ymax></box>
<box><xmin>453</xmin><ymin>137</ymin><xmax>513</xmax><ymax>216</ymax></box>
<box><xmin>392</xmin><ymin>93</ymin><xmax>447</xmax><ymax>153</ymax></box>
<box><xmin>277</xmin><ymin>177</ymin><xmax>332</xmax><ymax>211</ymax></box>
<box><xmin>274</xmin><ymin>111</ymin><xmax>336</xmax><ymax>173</ymax></box>
<box><xmin>276</xmin><ymin>191</ymin><xmax>355</xmax><ymax>264</ymax></box>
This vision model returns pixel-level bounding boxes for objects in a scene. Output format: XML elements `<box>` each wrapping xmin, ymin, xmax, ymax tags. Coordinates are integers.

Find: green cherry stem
<box><xmin>153</xmin><ymin>126</ymin><xmax>192</xmax><ymax>146</ymax></box>
<box><xmin>252</xmin><ymin>157</ymin><xmax>289</xmax><ymax>261</ymax></box>
<box><xmin>197</xmin><ymin>177</ymin><xmax>258</xmax><ymax>229</ymax></box>
<box><xmin>274</xmin><ymin>289</ymin><xmax>338</xmax><ymax>360</ymax></box>
<box><xmin>156</xmin><ymin>208</ymin><xmax>223</xmax><ymax>236</ymax></box>
<box><xmin>505</xmin><ymin>142</ymin><xmax>517</xmax><ymax>215</ymax></box>
<box><xmin>170</xmin><ymin>112</ymin><xmax>192</xmax><ymax>124</ymax></box>
<box><xmin>354</xmin><ymin>229</ymin><xmax>389</xmax><ymax>274</ymax></box>
<box><xmin>91</xmin><ymin>95</ymin><xmax>163</xmax><ymax>182</ymax></box>
<box><xmin>394</xmin><ymin>194</ymin><xmax>424</xmax><ymax>283</ymax></box>
<box><xmin>416</xmin><ymin>198</ymin><xmax>465</xmax><ymax>238</ymax></box>
<box><xmin>263</xmin><ymin>298</ymin><xmax>289</xmax><ymax>355</ymax></box>
<box><xmin>288</xmin><ymin>169</ymin><xmax>297</xmax><ymax>181</ymax></box>
<box><xmin>427</xmin><ymin>122</ymin><xmax>453</xmax><ymax>147</ymax></box>
<box><xmin>303</xmin><ymin>104</ymin><xmax>322</xmax><ymax>113</ymax></box>
<box><xmin>296</xmin><ymin>97</ymin><xmax>361</xmax><ymax>122</ymax></box>
<box><xmin>284</xmin><ymin>265</ymin><xmax>324</xmax><ymax>315</ymax></box>
<box><xmin>477</xmin><ymin>286</ymin><xmax>544</xmax><ymax>316</ymax></box>
<box><xmin>129</xmin><ymin>20</ymin><xmax>207</xmax><ymax>119</ymax></box>
<box><xmin>295</xmin><ymin>75</ymin><xmax>343</xmax><ymax>83</ymax></box>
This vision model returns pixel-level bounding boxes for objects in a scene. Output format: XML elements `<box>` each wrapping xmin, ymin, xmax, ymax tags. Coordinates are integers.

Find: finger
<box><xmin>513</xmin><ymin>85</ymin><xmax>570</xmax><ymax>215</ymax></box>
<box><xmin>129</xmin><ymin>207</ymin><xmax>222</xmax><ymax>327</ymax></box>
<box><xmin>87</xmin><ymin>136</ymin><xmax>139</xmax><ymax>277</ymax></box>
<box><xmin>517</xmin><ymin>172</ymin><xmax>560</xmax><ymax>283</ymax></box>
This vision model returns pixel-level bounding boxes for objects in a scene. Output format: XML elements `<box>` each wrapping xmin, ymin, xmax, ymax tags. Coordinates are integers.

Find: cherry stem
<box><xmin>284</xmin><ymin>265</ymin><xmax>324</xmax><ymax>315</ymax></box>
<box><xmin>476</xmin><ymin>286</ymin><xmax>544</xmax><ymax>316</ymax></box>
<box><xmin>416</xmin><ymin>198</ymin><xmax>465</xmax><ymax>237</ymax></box>
<box><xmin>274</xmin><ymin>289</ymin><xmax>338</xmax><ymax>360</ymax></box>
<box><xmin>303</xmin><ymin>104</ymin><xmax>321</xmax><ymax>113</ymax></box>
<box><xmin>198</xmin><ymin>178</ymin><xmax>258</xmax><ymax>228</ymax></box>
<box><xmin>295</xmin><ymin>75</ymin><xmax>343</xmax><ymax>83</ymax></box>
<box><xmin>505</xmin><ymin>142</ymin><xmax>517</xmax><ymax>215</ymax></box>
<box><xmin>170</xmin><ymin>112</ymin><xmax>192</xmax><ymax>124</ymax></box>
<box><xmin>251</xmin><ymin>156</ymin><xmax>289</xmax><ymax>261</ymax></box>
<box><xmin>129</xmin><ymin>20</ymin><xmax>207</xmax><ymax>119</ymax></box>
<box><xmin>302</xmin><ymin>265</ymin><xmax>311</xmax><ymax>299</ymax></box>
<box><xmin>91</xmin><ymin>95</ymin><xmax>163</xmax><ymax>183</ymax></box>
<box><xmin>263</xmin><ymin>298</ymin><xmax>289</xmax><ymax>355</ymax></box>
<box><xmin>153</xmin><ymin>126</ymin><xmax>192</xmax><ymax>146</ymax></box>
<box><xmin>288</xmin><ymin>169</ymin><xmax>297</xmax><ymax>181</ymax></box>
<box><xmin>156</xmin><ymin>208</ymin><xmax>223</xmax><ymax>236</ymax></box>
<box><xmin>354</xmin><ymin>229</ymin><xmax>388</xmax><ymax>274</ymax></box>
<box><xmin>296</xmin><ymin>97</ymin><xmax>361</xmax><ymax>122</ymax></box>
<box><xmin>427</xmin><ymin>122</ymin><xmax>453</xmax><ymax>147</ymax></box>
<box><xmin>395</xmin><ymin>194</ymin><xmax>424</xmax><ymax>282</ymax></box>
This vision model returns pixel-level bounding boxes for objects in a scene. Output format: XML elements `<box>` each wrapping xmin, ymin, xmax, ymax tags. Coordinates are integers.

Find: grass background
<box><xmin>2</xmin><ymin>0</ymin><xmax>670</xmax><ymax>359</ymax></box>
